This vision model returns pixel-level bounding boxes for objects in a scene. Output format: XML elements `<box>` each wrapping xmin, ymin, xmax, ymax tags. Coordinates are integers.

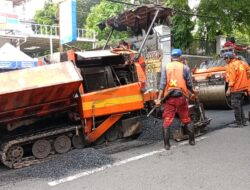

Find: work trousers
<box><xmin>162</xmin><ymin>96</ymin><xmax>191</xmax><ymax>128</ymax></box>
<box><xmin>231</xmin><ymin>92</ymin><xmax>245</xmax><ymax>125</ymax></box>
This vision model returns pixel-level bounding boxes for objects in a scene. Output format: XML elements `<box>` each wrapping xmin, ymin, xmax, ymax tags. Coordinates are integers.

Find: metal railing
<box><xmin>9</xmin><ymin>22</ymin><xmax>97</xmax><ymax>42</ymax></box>
<box><xmin>30</xmin><ymin>23</ymin><xmax>96</xmax><ymax>42</ymax></box>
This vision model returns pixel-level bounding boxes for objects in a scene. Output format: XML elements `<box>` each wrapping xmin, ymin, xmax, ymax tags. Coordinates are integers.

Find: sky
<box><xmin>188</xmin><ymin>0</ymin><xmax>200</xmax><ymax>9</ymax></box>
<box><xmin>16</xmin><ymin>0</ymin><xmax>49</xmax><ymax>20</ymax></box>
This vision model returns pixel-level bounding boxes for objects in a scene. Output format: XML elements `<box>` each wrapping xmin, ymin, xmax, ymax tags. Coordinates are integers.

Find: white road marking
<box><xmin>48</xmin><ymin>136</ymin><xmax>208</xmax><ymax>186</ymax></box>
<box><xmin>179</xmin><ymin>136</ymin><xmax>207</xmax><ymax>145</ymax></box>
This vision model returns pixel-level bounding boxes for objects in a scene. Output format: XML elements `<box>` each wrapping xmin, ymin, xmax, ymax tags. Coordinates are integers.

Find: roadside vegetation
<box><xmin>33</xmin><ymin>0</ymin><xmax>250</xmax><ymax>53</ymax></box>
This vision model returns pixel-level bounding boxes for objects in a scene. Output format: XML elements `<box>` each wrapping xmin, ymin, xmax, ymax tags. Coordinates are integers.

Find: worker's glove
<box><xmin>189</xmin><ymin>93</ymin><xmax>197</xmax><ymax>101</ymax></box>
<box><xmin>154</xmin><ymin>99</ymin><xmax>161</xmax><ymax>107</ymax></box>
<box><xmin>226</xmin><ymin>88</ymin><xmax>231</xmax><ymax>96</ymax></box>
<box><xmin>247</xmin><ymin>69</ymin><xmax>250</xmax><ymax>79</ymax></box>
<box><xmin>193</xmin><ymin>88</ymin><xmax>199</xmax><ymax>95</ymax></box>
<box><xmin>189</xmin><ymin>88</ymin><xmax>199</xmax><ymax>101</ymax></box>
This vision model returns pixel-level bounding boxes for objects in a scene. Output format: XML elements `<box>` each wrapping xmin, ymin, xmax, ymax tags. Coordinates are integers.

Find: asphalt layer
<box><xmin>0</xmin><ymin>116</ymin><xmax>162</xmax><ymax>187</ymax></box>
<box><xmin>0</xmin><ymin>148</ymin><xmax>114</xmax><ymax>186</ymax></box>
<box><xmin>0</xmin><ymin>104</ymin><xmax>249</xmax><ymax>189</ymax></box>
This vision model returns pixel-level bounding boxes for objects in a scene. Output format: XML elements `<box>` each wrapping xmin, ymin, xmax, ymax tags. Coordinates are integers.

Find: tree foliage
<box><xmin>33</xmin><ymin>2</ymin><xmax>58</xmax><ymax>25</ymax></box>
<box><xmin>33</xmin><ymin>0</ymin><xmax>100</xmax><ymax>28</ymax></box>
<box><xmin>85</xmin><ymin>0</ymin><xmax>132</xmax><ymax>47</ymax></box>
<box><xmin>33</xmin><ymin>0</ymin><xmax>101</xmax><ymax>51</ymax></box>
<box><xmin>33</xmin><ymin>0</ymin><xmax>250</xmax><ymax>52</ymax></box>
<box><xmin>76</xmin><ymin>0</ymin><xmax>100</xmax><ymax>28</ymax></box>
<box><xmin>164</xmin><ymin>0</ymin><xmax>194</xmax><ymax>50</ymax></box>
<box><xmin>196</xmin><ymin>0</ymin><xmax>250</xmax><ymax>42</ymax></box>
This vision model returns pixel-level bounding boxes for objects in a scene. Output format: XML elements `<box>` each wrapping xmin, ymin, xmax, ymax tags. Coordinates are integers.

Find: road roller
<box><xmin>192</xmin><ymin>47</ymin><xmax>250</xmax><ymax>109</ymax></box>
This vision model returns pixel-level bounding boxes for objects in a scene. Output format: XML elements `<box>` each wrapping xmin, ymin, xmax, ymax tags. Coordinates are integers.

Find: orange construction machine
<box><xmin>0</xmin><ymin>5</ymin><xmax>172</xmax><ymax>168</ymax></box>
<box><xmin>192</xmin><ymin>45</ymin><xmax>250</xmax><ymax>109</ymax></box>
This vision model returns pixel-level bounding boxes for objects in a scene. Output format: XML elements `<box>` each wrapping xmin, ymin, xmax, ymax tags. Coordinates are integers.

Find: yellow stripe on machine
<box><xmin>82</xmin><ymin>94</ymin><xmax>143</xmax><ymax>110</ymax></box>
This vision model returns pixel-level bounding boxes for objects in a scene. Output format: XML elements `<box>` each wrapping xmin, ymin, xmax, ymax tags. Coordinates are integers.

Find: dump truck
<box><xmin>192</xmin><ymin>46</ymin><xmax>250</xmax><ymax>109</ymax></box>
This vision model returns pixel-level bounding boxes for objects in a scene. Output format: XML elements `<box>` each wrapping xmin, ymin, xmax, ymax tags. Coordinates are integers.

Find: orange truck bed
<box><xmin>0</xmin><ymin>61</ymin><xmax>82</xmax><ymax>124</ymax></box>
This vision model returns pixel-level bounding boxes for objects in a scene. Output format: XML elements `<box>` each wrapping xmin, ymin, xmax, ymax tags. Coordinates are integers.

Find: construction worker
<box><xmin>155</xmin><ymin>49</ymin><xmax>197</xmax><ymax>150</ymax></box>
<box><xmin>224</xmin><ymin>36</ymin><xmax>245</xmax><ymax>51</ymax></box>
<box><xmin>117</xmin><ymin>40</ymin><xmax>137</xmax><ymax>50</ymax></box>
<box><xmin>117</xmin><ymin>40</ymin><xmax>129</xmax><ymax>49</ymax></box>
<box><xmin>223</xmin><ymin>51</ymin><xmax>249</xmax><ymax>127</ymax></box>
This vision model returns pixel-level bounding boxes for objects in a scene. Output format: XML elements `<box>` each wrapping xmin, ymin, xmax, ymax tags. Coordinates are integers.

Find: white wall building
<box><xmin>7</xmin><ymin>0</ymin><xmax>59</xmax><ymax>21</ymax></box>
<box><xmin>0</xmin><ymin>0</ymin><xmax>97</xmax><ymax>56</ymax></box>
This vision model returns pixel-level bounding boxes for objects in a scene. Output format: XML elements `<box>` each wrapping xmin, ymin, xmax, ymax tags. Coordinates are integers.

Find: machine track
<box><xmin>0</xmin><ymin>125</ymin><xmax>82</xmax><ymax>169</ymax></box>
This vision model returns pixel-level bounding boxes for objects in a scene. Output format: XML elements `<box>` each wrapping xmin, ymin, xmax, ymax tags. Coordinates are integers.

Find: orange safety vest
<box><xmin>163</xmin><ymin>61</ymin><xmax>188</xmax><ymax>97</ymax></box>
<box><xmin>226</xmin><ymin>59</ymin><xmax>249</xmax><ymax>92</ymax></box>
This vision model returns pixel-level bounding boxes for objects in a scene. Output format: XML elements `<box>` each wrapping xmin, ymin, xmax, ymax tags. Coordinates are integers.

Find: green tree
<box><xmin>234</xmin><ymin>30</ymin><xmax>250</xmax><ymax>44</ymax></box>
<box><xmin>196</xmin><ymin>0</ymin><xmax>250</xmax><ymax>43</ymax></box>
<box><xmin>33</xmin><ymin>0</ymin><xmax>101</xmax><ymax>51</ymax></box>
<box><xmin>164</xmin><ymin>0</ymin><xmax>194</xmax><ymax>50</ymax></box>
<box><xmin>85</xmin><ymin>0</ymin><xmax>132</xmax><ymax>48</ymax></box>
<box><xmin>33</xmin><ymin>0</ymin><xmax>100</xmax><ymax>28</ymax></box>
<box><xmin>77</xmin><ymin>0</ymin><xmax>101</xmax><ymax>28</ymax></box>
<box><xmin>33</xmin><ymin>2</ymin><xmax>58</xmax><ymax>25</ymax></box>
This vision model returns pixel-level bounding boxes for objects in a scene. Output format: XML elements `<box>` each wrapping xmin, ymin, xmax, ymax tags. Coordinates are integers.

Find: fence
<box><xmin>29</xmin><ymin>23</ymin><xmax>96</xmax><ymax>41</ymax></box>
<box><xmin>0</xmin><ymin>22</ymin><xmax>97</xmax><ymax>42</ymax></box>
<box><xmin>183</xmin><ymin>38</ymin><xmax>216</xmax><ymax>56</ymax></box>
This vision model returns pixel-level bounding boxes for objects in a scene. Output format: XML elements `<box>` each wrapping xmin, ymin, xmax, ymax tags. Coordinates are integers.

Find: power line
<box><xmin>107</xmin><ymin>0</ymin><xmax>138</xmax><ymax>6</ymax></box>
<box><xmin>106</xmin><ymin>0</ymin><xmax>219</xmax><ymax>19</ymax></box>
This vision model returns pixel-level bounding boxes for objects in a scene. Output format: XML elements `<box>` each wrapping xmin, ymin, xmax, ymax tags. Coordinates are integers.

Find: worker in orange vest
<box><xmin>223</xmin><ymin>51</ymin><xmax>249</xmax><ymax>127</ymax></box>
<box><xmin>154</xmin><ymin>49</ymin><xmax>198</xmax><ymax>150</ymax></box>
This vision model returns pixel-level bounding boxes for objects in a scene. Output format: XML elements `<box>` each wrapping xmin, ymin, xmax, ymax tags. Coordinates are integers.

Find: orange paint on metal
<box><xmin>193</xmin><ymin>70</ymin><xmax>226</xmax><ymax>80</ymax></box>
<box><xmin>0</xmin><ymin>62</ymin><xmax>82</xmax><ymax>124</ymax></box>
<box><xmin>78</xmin><ymin>84</ymin><xmax>84</xmax><ymax>94</ymax></box>
<box><xmin>0</xmin><ymin>62</ymin><xmax>82</xmax><ymax>113</ymax></box>
<box><xmin>135</xmin><ymin>63</ymin><xmax>146</xmax><ymax>88</ymax></box>
<box><xmin>81</xmin><ymin>83</ymin><xmax>142</xmax><ymax>102</ymax></box>
<box><xmin>87</xmin><ymin>114</ymin><xmax>122</xmax><ymax>142</ymax></box>
<box><xmin>83</xmin><ymin>101</ymin><xmax>144</xmax><ymax>118</ymax></box>
<box><xmin>143</xmin><ymin>91</ymin><xmax>158</xmax><ymax>102</ymax></box>
<box><xmin>194</xmin><ymin>66</ymin><xmax>226</xmax><ymax>74</ymax></box>
<box><xmin>0</xmin><ymin>82</ymin><xmax>81</xmax><ymax>112</ymax></box>
<box><xmin>84</xmin><ymin>118</ymin><xmax>93</xmax><ymax>134</ymax></box>
<box><xmin>80</xmin><ymin>83</ymin><xmax>144</xmax><ymax>118</ymax></box>
<box><xmin>0</xmin><ymin>99</ymin><xmax>77</xmax><ymax>124</ymax></box>
<box><xmin>67</xmin><ymin>50</ymin><xmax>76</xmax><ymax>63</ymax></box>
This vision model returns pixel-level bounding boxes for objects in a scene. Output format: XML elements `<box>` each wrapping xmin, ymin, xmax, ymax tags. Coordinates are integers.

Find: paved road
<box><xmin>0</xmin><ymin>105</ymin><xmax>249</xmax><ymax>190</ymax></box>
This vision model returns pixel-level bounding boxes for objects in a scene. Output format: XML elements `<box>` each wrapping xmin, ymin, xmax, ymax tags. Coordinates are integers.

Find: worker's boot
<box><xmin>163</xmin><ymin>127</ymin><xmax>171</xmax><ymax>150</ymax></box>
<box><xmin>243</xmin><ymin>121</ymin><xmax>249</xmax><ymax>126</ymax></box>
<box><xmin>186</xmin><ymin>124</ymin><xmax>195</xmax><ymax>145</ymax></box>
<box><xmin>241</xmin><ymin>111</ymin><xmax>248</xmax><ymax>126</ymax></box>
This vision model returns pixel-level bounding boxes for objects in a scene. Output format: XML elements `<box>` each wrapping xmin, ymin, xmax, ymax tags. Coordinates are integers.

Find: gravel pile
<box><xmin>138</xmin><ymin>116</ymin><xmax>163</xmax><ymax>141</ymax></box>
<box><xmin>138</xmin><ymin>116</ymin><xmax>180</xmax><ymax>141</ymax></box>
<box><xmin>0</xmin><ymin>148</ymin><xmax>114</xmax><ymax>186</ymax></box>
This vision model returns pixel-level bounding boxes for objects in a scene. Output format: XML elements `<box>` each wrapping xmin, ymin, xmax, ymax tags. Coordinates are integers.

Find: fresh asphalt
<box><xmin>0</xmin><ymin>105</ymin><xmax>249</xmax><ymax>190</ymax></box>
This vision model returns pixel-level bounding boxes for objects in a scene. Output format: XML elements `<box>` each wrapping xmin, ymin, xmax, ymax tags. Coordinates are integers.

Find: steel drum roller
<box><xmin>197</xmin><ymin>83</ymin><xmax>230</xmax><ymax>109</ymax></box>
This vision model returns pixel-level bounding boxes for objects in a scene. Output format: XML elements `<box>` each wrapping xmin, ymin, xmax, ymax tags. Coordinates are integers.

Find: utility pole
<box><xmin>58</xmin><ymin>1</ymin><xmax>63</xmax><ymax>52</ymax></box>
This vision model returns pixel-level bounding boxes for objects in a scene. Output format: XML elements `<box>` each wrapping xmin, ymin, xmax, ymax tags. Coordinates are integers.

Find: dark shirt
<box><xmin>159</xmin><ymin>62</ymin><xmax>193</xmax><ymax>94</ymax></box>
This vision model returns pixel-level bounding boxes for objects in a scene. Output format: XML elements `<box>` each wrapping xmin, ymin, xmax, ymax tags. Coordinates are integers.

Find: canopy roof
<box><xmin>98</xmin><ymin>5</ymin><xmax>173</xmax><ymax>36</ymax></box>
<box><xmin>0</xmin><ymin>43</ymin><xmax>37</xmax><ymax>69</ymax></box>
<box><xmin>76</xmin><ymin>50</ymin><xmax>120</xmax><ymax>59</ymax></box>
<box><xmin>0</xmin><ymin>43</ymin><xmax>33</xmax><ymax>61</ymax></box>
